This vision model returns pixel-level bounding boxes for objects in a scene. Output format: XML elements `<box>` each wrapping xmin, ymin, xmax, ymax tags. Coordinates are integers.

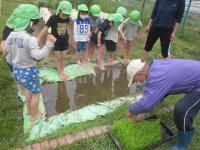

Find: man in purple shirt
<box><xmin>127</xmin><ymin>59</ymin><xmax>200</xmax><ymax>150</ymax></box>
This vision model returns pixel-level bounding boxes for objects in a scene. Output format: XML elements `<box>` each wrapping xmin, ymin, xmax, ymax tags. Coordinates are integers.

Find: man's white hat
<box><xmin>127</xmin><ymin>59</ymin><xmax>145</xmax><ymax>87</ymax></box>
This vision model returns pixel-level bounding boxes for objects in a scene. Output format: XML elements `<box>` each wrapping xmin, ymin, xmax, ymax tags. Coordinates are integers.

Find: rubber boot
<box><xmin>166</xmin><ymin>131</ymin><xmax>194</xmax><ymax>150</ymax></box>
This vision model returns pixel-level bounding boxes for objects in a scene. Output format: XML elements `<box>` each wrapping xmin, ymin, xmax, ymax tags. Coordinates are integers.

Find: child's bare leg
<box><xmin>60</xmin><ymin>51</ymin><xmax>67</xmax><ymax>80</ymax></box>
<box><xmin>111</xmin><ymin>52</ymin><xmax>116</xmax><ymax>65</ymax></box>
<box><xmin>31</xmin><ymin>93</ymin><xmax>44</xmax><ymax>122</ymax></box>
<box><xmin>24</xmin><ymin>88</ymin><xmax>32</xmax><ymax>115</ymax></box>
<box><xmin>87</xmin><ymin>42</ymin><xmax>92</xmax><ymax>61</ymax></box>
<box><xmin>90</xmin><ymin>43</ymin><xmax>96</xmax><ymax>61</ymax></box>
<box><xmin>106</xmin><ymin>51</ymin><xmax>111</xmax><ymax>66</ymax></box>
<box><xmin>123</xmin><ymin>40</ymin><xmax>128</xmax><ymax>61</ymax></box>
<box><xmin>76</xmin><ymin>52</ymin><xmax>82</xmax><ymax>64</ymax></box>
<box><xmin>81</xmin><ymin>51</ymin><xmax>87</xmax><ymax>63</ymax></box>
<box><xmin>55</xmin><ymin>51</ymin><xmax>63</xmax><ymax>80</ymax></box>
<box><xmin>127</xmin><ymin>41</ymin><xmax>133</xmax><ymax>61</ymax></box>
<box><xmin>97</xmin><ymin>46</ymin><xmax>105</xmax><ymax>70</ymax></box>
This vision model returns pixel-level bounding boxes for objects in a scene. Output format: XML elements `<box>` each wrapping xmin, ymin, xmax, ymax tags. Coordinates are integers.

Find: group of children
<box><xmin>0</xmin><ymin>1</ymin><xmax>142</xmax><ymax>123</ymax></box>
<box><xmin>72</xmin><ymin>4</ymin><xmax>142</xmax><ymax>71</ymax></box>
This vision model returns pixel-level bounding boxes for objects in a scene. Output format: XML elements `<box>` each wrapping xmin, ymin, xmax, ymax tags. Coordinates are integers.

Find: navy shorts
<box><xmin>105</xmin><ymin>40</ymin><xmax>117</xmax><ymax>52</ymax></box>
<box><xmin>76</xmin><ymin>42</ymin><xmax>88</xmax><ymax>52</ymax></box>
<box><xmin>54</xmin><ymin>36</ymin><xmax>69</xmax><ymax>51</ymax></box>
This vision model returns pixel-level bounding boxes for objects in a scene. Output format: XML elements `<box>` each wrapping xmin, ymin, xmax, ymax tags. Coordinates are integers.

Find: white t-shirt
<box><xmin>74</xmin><ymin>18</ymin><xmax>91</xmax><ymax>42</ymax></box>
<box><xmin>6</xmin><ymin>31</ymin><xmax>54</xmax><ymax>68</ymax></box>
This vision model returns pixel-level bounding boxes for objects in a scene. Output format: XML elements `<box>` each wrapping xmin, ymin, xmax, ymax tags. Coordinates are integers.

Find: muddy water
<box><xmin>42</xmin><ymin>64</ymin><xmax>136</xmax><ymax>117</ymax></box>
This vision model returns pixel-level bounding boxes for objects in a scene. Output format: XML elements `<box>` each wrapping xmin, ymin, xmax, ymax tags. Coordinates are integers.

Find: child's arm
<box><xmin>73</xmin><ymin>21</ymin><xmax>78</xmax><ymax>43</ymax></box>
<box><xmin>97</xmin><ymin>31</ymin><xmax>102</xmax><ymax>48</ymax></box>
<box><xmin>118</xmin><ymin>26</ymin><xmax>126</xmax><ymax>41</ymax></box>
<box><xmin>37</xmin><ymin>26</ymin><xmax>49</xmax><ymax>42</ymax></box>
<box><xmin>0</xmin><ymin>41</ymin><xmax>6</xmax><ymax>56</ymax></box>
<box><xmin>87</xmin><ymin>24</ymin><xmax>91</xmax><ymax>41</ymax></box>
<box><xmin>37</xmin><ymin>15</ymin><xmax>53</xmax><ymax>46</ymax></box>
<box><xmin>30</xmin><ymin>34</ymin><xmax>56</xmax><ymax>61</ymax></box>
<box><xmin>136</xmin><ymin>21</ymin><xmax>143</xmax><ymax>40</ymax></box>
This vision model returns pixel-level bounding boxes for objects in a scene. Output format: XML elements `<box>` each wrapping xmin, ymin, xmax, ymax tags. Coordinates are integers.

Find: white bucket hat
<box><xmin>127</xmin><ymin>59</ymin><xmax>145</xmax><ymax>87</ymax></box>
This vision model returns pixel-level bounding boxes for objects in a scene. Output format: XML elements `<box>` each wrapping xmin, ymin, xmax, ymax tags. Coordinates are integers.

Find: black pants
<box><xmin>174</xmin><ymin>91</ymin><xmax>200</xmax><ymax>132</ymax></box>
<box><xmin>144</xmin><ymin>25</ymin><xmax>173</xmax><ymax>58</ymax></box>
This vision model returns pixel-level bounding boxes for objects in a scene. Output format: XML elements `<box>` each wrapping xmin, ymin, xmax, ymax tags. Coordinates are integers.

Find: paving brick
<box><xmin>40</xmin><ymin>141</ymin><xmax>50</xmax><ymax>150</ymax></box>
<box><xmin>49</xmin><ymin>139</ymin><xmax>58</xmax><ymax>149</ymax></box>
<box><xmin>57</xmin><ymin>136</ymin><xmax>66</xmax><ymax>146</ymax></box>
<box><xmin>78</xmin><ymin>131</ymin><xmax>88</xmax><ymax>139</ymax></box>
<box><xmin>74</xmin><ymin>134</ymin><xmax>82</xmax><ymax>141</ymax></box>
<box><xmin>100</xmin><ymin>125</ymin><xmax>110</xmax><ymax>132</ymax></box>
<box><xmin>23</xmin><ymin>145</ymin><xmax>32</xmax><ymax>150</ymax></box>
<box><xmin>32</xmin><ymin>143</ymin><xmax>41</xmax><ymax>150</ymax></box>
<box><xmin>65</xmin><ymin>134</ymin><xmax>74</xmax><ymax>144</ymax></box>
<box><xmin>93</xmin><ymin>127</ymin><xmax>103</xmax><ymax>135</ymax></box>
<box><xmin>86</xmin><ymin>129</ymin><xmax>96</xmax><ymax>137</ymax></box>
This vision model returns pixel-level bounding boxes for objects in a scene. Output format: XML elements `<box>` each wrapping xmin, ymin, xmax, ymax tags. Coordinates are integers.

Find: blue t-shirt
<box><xmin>151</xmin><ymin>0</ymin><xmax>185</xmax><ymax>29</ymax></box>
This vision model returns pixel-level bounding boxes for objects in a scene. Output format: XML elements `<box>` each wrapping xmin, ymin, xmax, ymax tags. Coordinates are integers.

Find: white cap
<box><xmin>127</xmin><ymin>59</ymin><xmax>145</xmax><ymax>87</ymax></box>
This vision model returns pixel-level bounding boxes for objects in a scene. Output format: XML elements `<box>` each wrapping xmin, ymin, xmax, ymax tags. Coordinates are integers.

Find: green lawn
<box><xmin>0</xmin><ymin>0</ymin><xmax>200</xmax><ymax>149</ymax></box>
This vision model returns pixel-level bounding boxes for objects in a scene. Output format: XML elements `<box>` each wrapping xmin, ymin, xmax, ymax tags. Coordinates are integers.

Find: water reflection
<box><xmin>42</xmin><ymin>65</ymin><xmax>135</xmax><ymax>117</ymax></box>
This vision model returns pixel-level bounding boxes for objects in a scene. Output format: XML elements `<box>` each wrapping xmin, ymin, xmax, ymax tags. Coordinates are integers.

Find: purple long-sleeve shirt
<box><xmin>129</xmin><ymin>59</ymin><xmax>200</xmax><ymax>115</ymax></box>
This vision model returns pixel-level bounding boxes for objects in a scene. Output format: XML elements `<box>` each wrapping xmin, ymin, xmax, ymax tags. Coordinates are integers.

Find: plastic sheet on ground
<box><xmin>23</xmin><ymin>95</ymin><xmax>141</xmax><ymax>142</ymax></box>
<box><xmin>18</xmin><ymin>64</ymin><xmax>141</xmax><ymax>142</ymax></box>
<box><xmin>39</xmin><ymin>64</ymin><xmax>95</xmax><ymax>83</ymax></box>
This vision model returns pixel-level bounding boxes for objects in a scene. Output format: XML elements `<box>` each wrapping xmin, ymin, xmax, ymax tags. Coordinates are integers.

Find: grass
<box><xmin>0</xmin><ymin>57</ymin><xmax>25</xmax><ymax>150</ymax></box>
<box><xmin>112</xmin><ymin>118</ymin><xmax>161</xmax><ymax>150</ymax></box>
<box><xmin>52</xmin><ymin>134</ymin><xmax>116</xmax><ymax>150</ymax></box>
<box><xmin>0</xmin><ymin>0</ymin><xmax>200</xmax><ymax>149</ymax></box>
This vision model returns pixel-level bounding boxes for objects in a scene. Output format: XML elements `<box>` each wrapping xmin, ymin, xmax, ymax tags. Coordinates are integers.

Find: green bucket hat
<box><xmin>15</xmin><ymin>4</ymin><xmax>41</xmax><ymax>19</ymax></box>
<box><xmin>78</xmin><ymin>4</ymin><xmax>88</xmax><ymax>12</ymax></box>
<box><xmin>129</xmin><ymin>10</ymin><xmax>140</xmax><ymax>24</ymax></box>
<box><xmin>90</xmin><ymin>4</ymin><xmax>101</xmax><ymax>17</ymax></box>
<box><xmin>6</xmin><ymin>7</ymin><xmax>20</xmax><ymax>28</ymax></box>
<box><xmin>13</xmin><ymin>4</ymin><xmax>41</xmax><ymax>31</ymax></box>
<box><xmin>108</xmin><ymin>13</ymin><xmax>124</xmax><ymax>27</ymax></box>
<box><xmin>14</xmin><ymin>17</ymin><xmax>30</xmax><ymax>32</ymax></box>
<box><xmin>116</xmin><ymin>7</ymin><xmax>127</xmax><ymax>17</ymax></box>
<box><xmin>56</xmin><ymin>1</ymin><xmax>72</xmax><ymax>15</ymax></box>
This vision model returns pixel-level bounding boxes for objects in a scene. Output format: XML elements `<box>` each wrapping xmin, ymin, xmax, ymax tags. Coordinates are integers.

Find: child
<box><xmin>5</xmin><ymin>6</ymin><xmax>56</xmax><ymax>122</ymax></box>
<box><xmin>1</xmin><ymin>4</ymin><xmax>41</xmax><ymax>72</ymax></box>
<box><xmin>87</xmin><ymin>4</ymin><xmax>103</xmax><ymax>62</ymax></box>
<box><xmin>97</xmin><ymin>13</ymin><xmax>123</xmax><ymax>69</ymax></box>
<box><xmin>74</xmin><ymin>4</ymin><xmax>90</xmax><ymax>64</ymax></box>
<box><xmin>38</xmin><ymin>1</ymin><xmax>72</xmax><ymax>80</ymax></box>
<box><xmin>116</xmin><ymin>6</ymin><xmax>127</xmax><ymax>18</ymax></box>
<box><xmin>119</xmin><ymin>10</ymin><xmax>142</xmax><ymax>63</ymax></box>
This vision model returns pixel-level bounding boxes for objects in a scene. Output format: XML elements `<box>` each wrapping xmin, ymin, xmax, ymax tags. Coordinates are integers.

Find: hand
<box><xmin>145</xmin><ymin>25</ymin><xmax>150</xmax><ymax>33</ymax></box>
<box><xmin>134</xmin><ymin>113</ymin><xmax>145</xmax><ymax>121</ymax></box>
<box><xmin>47</xmin><ymin>34</ymin><xmax>56</xmax><ymax>43</ymax></box>
<box><xmin>171</xmin><ymin>32</ymin><xmax>176</xmax><ymax>41</ymax></box>
<box><xmin>127</xmin><ymin>112</ymin><xmax>132</xmax><ymax>118</ymax></box>
<box><xmin>127</xmin><ymin>112</ymin><xmax>145</xmax><ymax>121</ymax></box>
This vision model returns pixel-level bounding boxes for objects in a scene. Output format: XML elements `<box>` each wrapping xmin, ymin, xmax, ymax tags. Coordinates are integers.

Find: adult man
<box><xmin>141</xmin><ymin>0</ymin><xmax>185</xmax><ymax>61</ymax></box>
<box><xmin>127</xmin><ymin>59</ymin><xmax>200</xmax><ymax>150</ymax></box>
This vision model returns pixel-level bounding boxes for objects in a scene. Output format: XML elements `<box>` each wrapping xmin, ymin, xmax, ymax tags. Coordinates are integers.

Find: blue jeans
<box><xmin>76</xmin><ymin>42</ymin><xmax>88</xmax><ymax>52</ymax></box>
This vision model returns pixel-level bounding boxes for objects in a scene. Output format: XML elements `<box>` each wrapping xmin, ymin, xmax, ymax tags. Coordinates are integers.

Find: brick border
<box><xmin>16</xmin><ymin>125</ymin><xmax>111</xmax><ymax>150</ymax></box>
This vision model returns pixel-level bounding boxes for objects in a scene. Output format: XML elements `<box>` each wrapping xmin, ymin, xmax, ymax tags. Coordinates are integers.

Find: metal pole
<box><xmin>141</xmin><ymin>0</ymin><xmax>146</xmax><ymax>18</ymax></box>
<box><xmin>181</xmin><ymin>0</ymin><xmax>192</xmax><ymax>32</ymax></box>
